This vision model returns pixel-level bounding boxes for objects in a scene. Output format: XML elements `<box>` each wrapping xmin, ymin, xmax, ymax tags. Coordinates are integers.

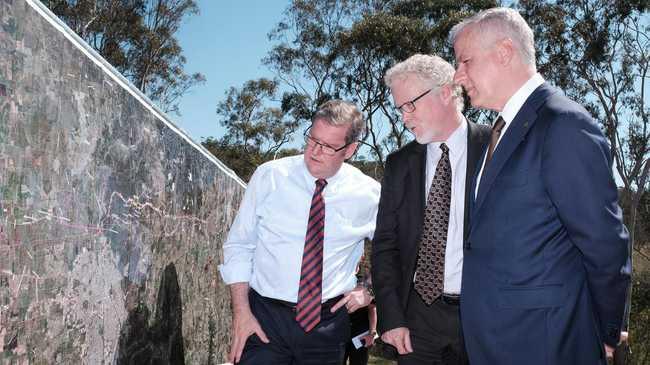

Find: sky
<box><xmin>173</xmin><ymin>1</ymin><xmax>289</xmax><ymax>142</ymax></box>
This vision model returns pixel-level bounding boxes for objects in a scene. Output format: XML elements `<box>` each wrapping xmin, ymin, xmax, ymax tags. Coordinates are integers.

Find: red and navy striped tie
<box><xmin>296</xmin><ymin>178</ymin><xmax>327</xmax><ymax>332</ymax></box>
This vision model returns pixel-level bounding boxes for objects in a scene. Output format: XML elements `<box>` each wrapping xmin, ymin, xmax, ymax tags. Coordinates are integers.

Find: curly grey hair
<box><xmin>384</xmin><ymin>54</ymin><xmax>464</xmax><ymax>112</ymax></box>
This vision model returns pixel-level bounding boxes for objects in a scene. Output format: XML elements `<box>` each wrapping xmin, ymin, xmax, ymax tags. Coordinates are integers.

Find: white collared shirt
<box><xmin>424</xmin><ymin>120</ymin><xmax>468</xmax><ymax>294</ymax></box>
<box><xmin>219</xmin><ymin>155</ymin><xmax>381</xmax><ymax>302</ymax></box>
<box><xmin>475</xmin><ymin>73</ymin><xmax>545</xmax><ymax>197</ymax></box>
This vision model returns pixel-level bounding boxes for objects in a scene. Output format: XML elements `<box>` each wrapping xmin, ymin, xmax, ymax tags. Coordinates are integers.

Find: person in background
<box><xmin>343</xmin><ymin>259</ymin><xmax>378</xmax><ymax>365</ymax></box>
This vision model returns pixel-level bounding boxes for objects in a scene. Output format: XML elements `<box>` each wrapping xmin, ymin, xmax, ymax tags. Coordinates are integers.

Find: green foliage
<box><xmin>208</xmin><ymin>78</ymin><xmax>302</xmax><ymax>181</ymax></box>
<box><xmin>217</xmin><ymin>79</ymin><xmax>295</xmax><ymax>148</ymax></box>
<box><xmin>630</xmin><ymin>269</ymin><xmax>650</xmax><ymax>364</ymax></box>
<box><xmin>201</xmin><ymin>137</ymin><xmax>299</xmax><ymax>182</ymax></box>
<box><xmin>621</xmin><ymin>189</ymin><xmax>650</xmax><ymax>255</ymax></box>
<box><xmin>519</xmin><ymin>0</ymin><xmax>650</xmax><ymax>266</ymax></box>
<box><xmin>519</xmin><ymin>0</ymin><xmax>648</xmax><ymax>187</ymax></box>
<box><xmin>219</xmin><ymin>0</ymin><xmax>497</xmax><ymax>173</ymax></box>
<box><xmin>42</xmin><ymin>0</ymin><xmax>205</xmax><ymax>115</ymax></box>
<box><xmin>348</xmin><ymin>159</ymin><xmax>384</xmax><ymax>181</ymax></box>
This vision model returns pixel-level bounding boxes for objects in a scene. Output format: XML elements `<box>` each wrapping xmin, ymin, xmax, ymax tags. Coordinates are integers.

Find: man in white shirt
<box><xmin>371</xmin><ymin>54</ymin><xmax>490</xmax><ymax>365</ymax></box>
<box><xmin>220</xmin><ymin>100</ymin><xmax>380</xmax><ymax>364</ymax></box>
<box><xmin>451</xmin><ymin>7</ymin><xmax>630</xmax><ymax>365</ymax></box>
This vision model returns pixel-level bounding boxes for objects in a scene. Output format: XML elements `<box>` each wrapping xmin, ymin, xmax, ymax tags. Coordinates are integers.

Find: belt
<box><xmin>261</xmin><ymin>293</ymin><xmax>344</xmax><ymax>312</ymax></box>
<box><xmin>440</xmin><ymin>293</ymin><xmax>460</xmax><ymax>306</ymax></box>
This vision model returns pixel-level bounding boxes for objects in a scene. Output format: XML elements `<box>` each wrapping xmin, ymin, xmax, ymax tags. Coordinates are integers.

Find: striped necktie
<box><xmin>296</xmin><ymin>178</ymin><xmax>327</xmax><ymax>332</ymax></box>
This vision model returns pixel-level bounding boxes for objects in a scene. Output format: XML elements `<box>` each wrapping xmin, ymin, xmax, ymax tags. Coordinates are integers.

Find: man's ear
<box><xmin>344</xmin><ymin>142</ymin><xmax>359</xmax><ymax>160</ymax></box>
<box><xmin>440</xmin><ymin>84</ymin><xmax>453</xmax><ymax>105</ymax></box>
<box><xmin>496</xmin><ymin>38</ymin><xmax>515</xmax><ymax>66</ymax></box>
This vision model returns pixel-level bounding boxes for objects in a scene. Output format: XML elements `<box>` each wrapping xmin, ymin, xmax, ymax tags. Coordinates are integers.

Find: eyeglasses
<box><xmin>303</xmin><ymin>128</ymin><xmax>354</xmax><ymax>156</ymax></box>
<box><xmin>395</xmin><ymin>89</ymin><xmax>432</xmax><ymax>113</ymax></box>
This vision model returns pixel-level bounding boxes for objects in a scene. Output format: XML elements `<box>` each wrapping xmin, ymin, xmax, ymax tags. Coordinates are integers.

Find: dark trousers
<box><xmin>398</xmin><ymin>290</ymin><xmax>468</xmax><ymax>365</ymax></box>
<box><xmin>343</xmin><ymin>306</ymin><xmax>370</xmax><ymax>365</ymax></box>
<box><xmin>343</xmin><ymin>341</ymin><xmax>368</xmax><ymax>365</ymax></box>
<box><xmin>238</xmin><ymin>290</ymin><xmax>349</xmax><ymax>365</ymax></box>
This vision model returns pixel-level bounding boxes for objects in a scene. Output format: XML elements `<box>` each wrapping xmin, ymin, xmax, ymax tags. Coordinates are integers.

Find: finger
<box><xmin>381</xmin><ymin>334</ymin><xmax>395</xmax><ymax>347</ymax></box>
<box><xmin>380</xmin><ymin>334</ymin><xmax>389</xmax><ymax>344</ymax></box>
<box><xmin>395</xmin><ymin>340</ymin><xmax>407</xmax><ymax>355</ymax></box>
<box><xmin>228</xmin><ymin>333</ymin><xmax>241</xmax><ymax>363</ymax></box>
<box><xmin>233</xmin><ymin>337</ymin><xmax>244</xmax><ymax>364</ymax></box>
<box><xmin>350</xmin><ymin>292</ymin><xmax>362</xmax><ymax>305</ymax></box>
<box><xmin>404</xmin><ymin>332</ymin><xmax>414</xmax><ymax>353</ymax></box>
<box><xmin>331</xmin><ymin>296</ymin><xmax>349</xmax><ymax>312</ymax></box>
<box><xmin>256</xmin><ymin>327</ymin><xmax>270</xmax><ymax>343</ymax></box>
<box><xmin>388</xmin><ymin>333</ymin><xmax>404</xmax><ymax>354</ymax></box>
<box><xmin>228</xmin><ymin>345</ymin><xmax>235</xmax><ymax>364</ymax></box>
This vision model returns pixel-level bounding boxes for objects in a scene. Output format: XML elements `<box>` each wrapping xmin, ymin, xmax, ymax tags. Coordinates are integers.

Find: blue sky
<box><xmin>173</xmin><ymin>1</ymin><xmax>289</xmax><ymax>142</ymax></box>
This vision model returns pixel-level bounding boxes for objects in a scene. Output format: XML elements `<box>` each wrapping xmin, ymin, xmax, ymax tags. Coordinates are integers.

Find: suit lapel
<box><xmin>464</xmin><ymin>122</ymin><xmax>487</xmax><ymax>241</ymax></box>
<box><xmin>408</xmin><ymin>143</ymin><xmax>427</xmax><ymax>243</ymax></box>
<box><xmin>473</xmin><ymin>83</ymin><xmax>556</xmax><ymax>217</ymax></box>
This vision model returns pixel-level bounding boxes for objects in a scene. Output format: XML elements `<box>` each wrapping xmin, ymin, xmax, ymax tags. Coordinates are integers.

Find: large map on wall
<box><xmin>0</xmin><ymin>1</ymin><xmax>244</xmax><ymax>363</ymax></box>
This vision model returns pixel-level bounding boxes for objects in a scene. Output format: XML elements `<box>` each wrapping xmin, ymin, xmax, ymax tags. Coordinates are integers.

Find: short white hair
<box><xmin>384</xmin><ymin>54</ymin><xmax>464</xmax><ymax>112</ymax></box>
<box><xmin>449</xmin><ymin>7</ymin><xmax>536</xmax><ymax>66</ymax></box>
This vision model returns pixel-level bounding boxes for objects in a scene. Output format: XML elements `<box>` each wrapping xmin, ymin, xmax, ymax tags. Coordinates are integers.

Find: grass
<box><xmin>367</xmin><ymin>355</ymin><xmax>396</xmax><ymax>365</ymax></box>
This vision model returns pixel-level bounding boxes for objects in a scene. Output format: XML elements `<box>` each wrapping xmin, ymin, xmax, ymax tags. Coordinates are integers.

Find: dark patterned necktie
<box><xmin>414</xmin><ymin>143</ymin><xmax>452</xmax><ymax>305</ymax></box>
<box><xmin>296</xmin><ymin>178</ymin><xmax>327</xmax><ymax>332</ymax></box>
<box><xmin>485</xmin><ymin>116</ymin><xmax>506</xmax><ymax>166</ymax></box>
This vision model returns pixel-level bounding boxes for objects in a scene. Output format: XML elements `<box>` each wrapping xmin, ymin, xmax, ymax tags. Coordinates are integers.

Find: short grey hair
<box><xmin>449</xmin><ymin>7</ymin><xmax>536</xmax><ymax>66</ymax></box>
<box><xmin>384</xmin><ymin>54</ymin><xmax>464</xmax><ymax>112</ymax></box>
<box><xmin>312</xmin><ymin>100</ymin><xmax>365</xmax><ymax>143</ymax></box>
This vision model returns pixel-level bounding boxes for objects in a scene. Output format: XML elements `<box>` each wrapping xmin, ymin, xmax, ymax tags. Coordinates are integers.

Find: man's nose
<box><xmin>402</xmin><ymin>111</ymin><xmax>414</xmax><ymax>123</ymax></box>
<box><xmin>309</xmin><ymin>143</ymin><xmax>324</xmax><ymax>156</ymax></box>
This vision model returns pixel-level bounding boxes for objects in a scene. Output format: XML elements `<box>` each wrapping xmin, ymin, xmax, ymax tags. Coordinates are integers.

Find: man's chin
<box><xmin>469</xmin><ymin>97</ymin><xmax>484</xmax><ymax>108</ymax></box>
<box><xmin>415</xmin><ymin>135</ymin><xmax>433</xmax><ymax>145</ymax></box>
<box><xmin>305</xmin><ymin>163</ymin><xmax>323</xmax><ymax>179</ymax></box>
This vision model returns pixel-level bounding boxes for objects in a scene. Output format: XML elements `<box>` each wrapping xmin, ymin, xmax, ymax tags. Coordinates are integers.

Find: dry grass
<box><xmin>367</xmin><ymin>355</ymin><xmax>396</xmax><ymax>365</ymax></box>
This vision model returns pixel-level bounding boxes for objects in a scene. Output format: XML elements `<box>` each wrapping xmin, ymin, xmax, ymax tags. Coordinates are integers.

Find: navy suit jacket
<box><xmin>461</xmin><ymin>83</ymin><xmax>631</xmax><ymax>365</ymax></box>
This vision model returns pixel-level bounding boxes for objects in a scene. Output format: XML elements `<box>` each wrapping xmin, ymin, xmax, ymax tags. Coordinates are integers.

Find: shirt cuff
<box><xmin>219</xmin><ymin>263</ymin><xmax>252</xmax><ymax>285</ymax></box>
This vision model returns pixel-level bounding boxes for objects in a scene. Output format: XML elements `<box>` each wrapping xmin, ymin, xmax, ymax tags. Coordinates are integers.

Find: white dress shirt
<box><xmin>475</xmin><ymin>73</ymin><xmax>545</xmax><ymax>197</ymax></box>
<box><xmin>219</xmin><ymin>155</ymin><xmax>381</xmax><ymax>302</ymax></box>
<box><xmin>424</xmin><ymin>120</ymin><xmax>468</xmax><ymax>294</ymax></box>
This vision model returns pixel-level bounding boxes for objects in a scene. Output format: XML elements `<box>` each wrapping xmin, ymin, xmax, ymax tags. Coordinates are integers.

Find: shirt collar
<box><xmin>500</xmin><ymin>73</ymin><xmax>545</xmax><ymax>124</ymax></box>
<box><xmin>426</xmin><ymin>118</ymin><xmax>468</xmax><ymax>157</ymax></box>
<box><xmin>301</xmin><ymin>155</ymin><xmax>345</xmax><ymax>192</ymax></box>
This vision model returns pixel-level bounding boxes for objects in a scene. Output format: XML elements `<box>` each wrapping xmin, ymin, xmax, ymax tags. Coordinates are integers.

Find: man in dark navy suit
<box><xmin>451</xmin><ymin>7</ymin><xmax>631</xmax><ymax>365</ymax></box>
